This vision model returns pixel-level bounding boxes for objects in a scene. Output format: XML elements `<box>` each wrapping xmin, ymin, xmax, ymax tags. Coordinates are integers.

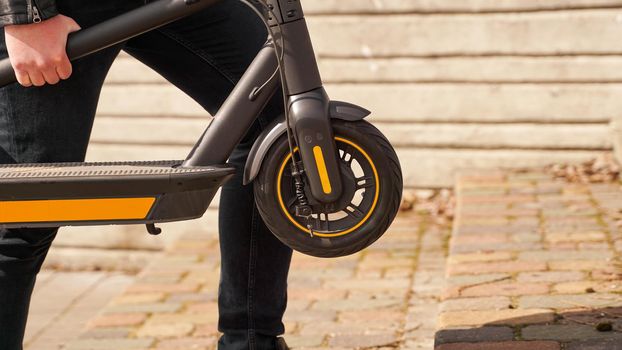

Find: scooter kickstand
<box><xmin>146</xmin><ymin>224</ymin><xmax>162</xmax><ymax>236</ymax></box>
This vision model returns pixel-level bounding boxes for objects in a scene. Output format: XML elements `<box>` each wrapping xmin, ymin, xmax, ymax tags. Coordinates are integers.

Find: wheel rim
<box><xmin>276</xmin><ymin>137</ymin><xmax>380</xmax><ymax>238</ymax></box>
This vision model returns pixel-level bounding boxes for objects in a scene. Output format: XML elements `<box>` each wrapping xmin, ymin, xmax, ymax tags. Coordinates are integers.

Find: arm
<box><xmin>1</xmin><ymin>0</ymin><xmax>80</xmax><ymax>87</ymax></box>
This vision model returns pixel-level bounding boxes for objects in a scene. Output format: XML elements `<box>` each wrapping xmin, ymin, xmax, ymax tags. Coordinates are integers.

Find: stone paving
<box><xmin>60</xmin><ymin>211</ymin><xmax>449</xmax><ymax>350</ymax></box>
<box><xmin>26</xmin><ymin>271</ymin><xmax>135</xmax><ymax>350</ymax></box>
<box><xmin>436</xmin><ymin>171</ymin><xmax>622</xmax><ymax>349</ymax></box>
<box><xmin>28</xmin><ymin>168</ymin><xmax>622</xmax><ymax>350</ymax></box>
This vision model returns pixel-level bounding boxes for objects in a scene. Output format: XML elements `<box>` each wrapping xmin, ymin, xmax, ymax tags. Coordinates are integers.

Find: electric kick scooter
<box><xmin>0</xmin><ymin>0</ymin><xmax>403</xmax><ymax>257</ymax></box>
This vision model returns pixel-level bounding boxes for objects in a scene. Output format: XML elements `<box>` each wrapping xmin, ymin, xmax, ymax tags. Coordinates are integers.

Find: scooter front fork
<box><xmin>265</xmin><ymin>0</ymin><xmax>343</xmax><ymax>203</ymax></box>
<box><xmin>288</xmin><ymin>88</ymin><xmax>343</xmax><ymax>204</ymax></box>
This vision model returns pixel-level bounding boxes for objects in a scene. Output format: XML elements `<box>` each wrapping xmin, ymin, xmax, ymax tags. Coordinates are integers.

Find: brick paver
<box><xmin>437</xmin><ymin>170</ymin><xmax>622</xmax><ymax>349</ymax></box>
<box><xmin>26</xmin><ymin>271</ymin><xmax>135</xmax><ymax>350</ymax></box>
<box><xmin>38</xmin><ymin>168</ymin><xmax>622</xmax><ymax>349</ymax></box>
<box><xmin>64</xmin><ymin>211</ymin><xmax>448</xmax><ymax>350</ymax></box>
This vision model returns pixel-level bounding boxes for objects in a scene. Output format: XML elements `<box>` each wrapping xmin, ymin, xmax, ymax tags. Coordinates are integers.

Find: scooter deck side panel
<box><xmin>0</xmin><ymin>160</ymin><xmax>236</xmax><ymax>228</ymax></box>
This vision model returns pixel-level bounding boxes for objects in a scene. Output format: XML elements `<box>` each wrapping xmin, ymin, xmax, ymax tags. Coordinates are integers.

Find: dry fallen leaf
<box><xmin>546</xmin><ymin>154</ymin><xmax>620</xmax><ymax>184</ymax></box>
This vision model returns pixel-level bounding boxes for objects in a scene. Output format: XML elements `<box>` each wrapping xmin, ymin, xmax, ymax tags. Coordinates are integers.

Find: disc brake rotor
<box><xmin>278</xmin><ymin>137</ymin><xmax>379</xmax><ymax>237</ymax></box>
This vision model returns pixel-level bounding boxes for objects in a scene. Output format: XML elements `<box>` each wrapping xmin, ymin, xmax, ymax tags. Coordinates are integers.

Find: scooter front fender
<box><xmin>242</xmin><ymin>101</ymin><xmax>370</xmax><ymax>186</ymax></box>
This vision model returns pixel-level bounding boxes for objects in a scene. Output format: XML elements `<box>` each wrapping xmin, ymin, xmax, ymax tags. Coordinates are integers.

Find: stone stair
<box><xmin>92</xmin><ymin>0</ymin><xmax>622</xmax><ymax>189</ymax></box>
<box><xmin>96</xmin><ymin>53</ymin><xmax>613</xmax><ymax>188</ymax></box>
<box><xmin>435</xmin><ymin>170</ymin><xmax>622</xmax><ymax>349</ymax></box>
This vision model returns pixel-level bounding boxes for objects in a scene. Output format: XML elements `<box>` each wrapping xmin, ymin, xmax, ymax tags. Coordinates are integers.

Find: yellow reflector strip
<box><xmin>0</xmin><ymin>197</ymin><xmax>156</xmax><ymax>223</ymax></box>
<box><xmin>313</xmin><ymin>146</ymin><xmax>332</xmax><ymax>194</ymax></box>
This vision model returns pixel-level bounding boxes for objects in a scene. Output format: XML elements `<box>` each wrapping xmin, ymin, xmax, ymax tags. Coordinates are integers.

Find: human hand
<box><xmin>4</xmin><ymin>15</ymin><xmax>81</xmax><ymax>87</ymax></box>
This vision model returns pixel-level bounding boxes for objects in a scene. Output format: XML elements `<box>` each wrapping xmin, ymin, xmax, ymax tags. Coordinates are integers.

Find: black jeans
<box><xmin>0</xmin><ymin>1</ymin><xmax>292</xmax><ymax>349</ymax></box>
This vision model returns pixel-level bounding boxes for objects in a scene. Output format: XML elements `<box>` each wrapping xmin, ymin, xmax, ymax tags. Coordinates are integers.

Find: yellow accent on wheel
<box><xmin>0</xmin><ymin>197</ymin><xmax>156</xmax><ymax>224</ymax></box>
<box><xmin>276</xmin><ymin>137</ymin><xmax>380</xmax><ymax>238</ymax></box>
<box><xmin>313</xmin><ymin>146</ymin><xmax>332</xmax><ymax>194</ymax></box>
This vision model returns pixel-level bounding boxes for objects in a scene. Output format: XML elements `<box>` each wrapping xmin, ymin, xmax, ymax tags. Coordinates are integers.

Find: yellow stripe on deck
<box><xmin>0</xmin><ymin>197</ymin><xmax>156</xmax><ymax>223</ymax></box>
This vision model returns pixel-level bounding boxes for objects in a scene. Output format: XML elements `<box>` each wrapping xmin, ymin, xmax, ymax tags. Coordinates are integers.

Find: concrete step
<box><xmin>85</xmin><ymin>143</ymin><xmax>603</xmax><ymax>188</ymax></box>
<box><xmin>105</xmin><ymin>56</ymin><xmax>164</xmax><ymax>84</ymax></box>
<box><xmin>53</xmin><ymin>208</ymin><xmax>220</xmax><ymax>251</ymax></box>
<box><xmin>43</xmin><ymin>247</ymin><xmax>159</xmax><ymax>273</ymax></box>
<box><xmin>326</xmin><ymin>83</ymin><xmax>622</xmax><ymax>123</ymax></box>
<box><xmin>318</xmin><ymin>57</ymin><xmax>622</xmax><ymax>83</ymax></box>
<box><xmin>376</xmin><ymin>123</ymin><xmax>611</xmax><ymax>150</ymax></box>
<box><xmin>97</xmin><ymin>83</ymin><xmax>622</xmax><ymax>123</ymax></box>
<box><xmin>304</xmin><ymin>0</ymin><xmax>622</xmax><ymax>14</ymax></box>
<box><xmin>398</xmin><ymin>148</ymin><xmax>602</xmax><ymax>188</ymax></box>
<box><xmin>305</xmin><ymin>10</ymin><xmax>622</xmax><ymax>57</ymax></box>
<box><xmin>96</xmin><ymin>84</ymin><xmax>206</xmax><ymax>118</ymax></box>
<box><xmin>108</xmin><ymin>56</ymin><xmax>622</xmax><ymax>84</ymax></box>
<box><xmin>90</xmin><ymin>116</ymin><xmax>612</xmax><ymax>150</ymax></box>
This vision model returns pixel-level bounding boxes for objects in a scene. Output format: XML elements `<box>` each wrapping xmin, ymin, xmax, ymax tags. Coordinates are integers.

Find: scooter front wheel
<box><xmin>254</xmin><ymin>119</ymin><xmax>403</xmax><ymax>258</ymax></box>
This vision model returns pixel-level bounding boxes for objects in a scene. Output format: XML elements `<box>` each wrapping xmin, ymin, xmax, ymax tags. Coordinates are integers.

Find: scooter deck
<box><xmin>0</xmin><ymin>160</ymin><xmax>236</xmax><ymax>228</ymax></box>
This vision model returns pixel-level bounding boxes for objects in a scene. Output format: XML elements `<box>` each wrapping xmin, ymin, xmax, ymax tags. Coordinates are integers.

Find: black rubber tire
<box><xmin>254</xmin><ymin>119</ymin><xmax>403</xmax><ymax>258</ymax></box>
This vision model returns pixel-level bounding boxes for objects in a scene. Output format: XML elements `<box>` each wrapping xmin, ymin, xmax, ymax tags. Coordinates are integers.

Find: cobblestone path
<box><xmin>61</xmin><ymin>211</ymin><xmax>448</xmax><ymax>350</ymax></box>
<box><xmin>437</xmin><ymin>171</ymin><xmax>622</xmax><ymax>350</ymax></box>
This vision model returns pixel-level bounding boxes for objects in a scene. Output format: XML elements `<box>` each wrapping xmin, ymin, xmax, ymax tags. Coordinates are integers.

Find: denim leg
<box><xmin>216</xmin><ymin>127</ymin><xmax>293</xmax><ymax>350</ymax></box>
<box><xmin>123</xmin><ymin>1</ymin><xmax>292</xmax><ymax>348</ymax></box>
<box><xmin>0</xmin><ymin>228</ymin><xmax>58</xmax><ymax>350</ymax></box>
<box><xmin>0</xmin><ymin>24</ymin><xmax>122</xmax><ymax>349</ymax></box>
